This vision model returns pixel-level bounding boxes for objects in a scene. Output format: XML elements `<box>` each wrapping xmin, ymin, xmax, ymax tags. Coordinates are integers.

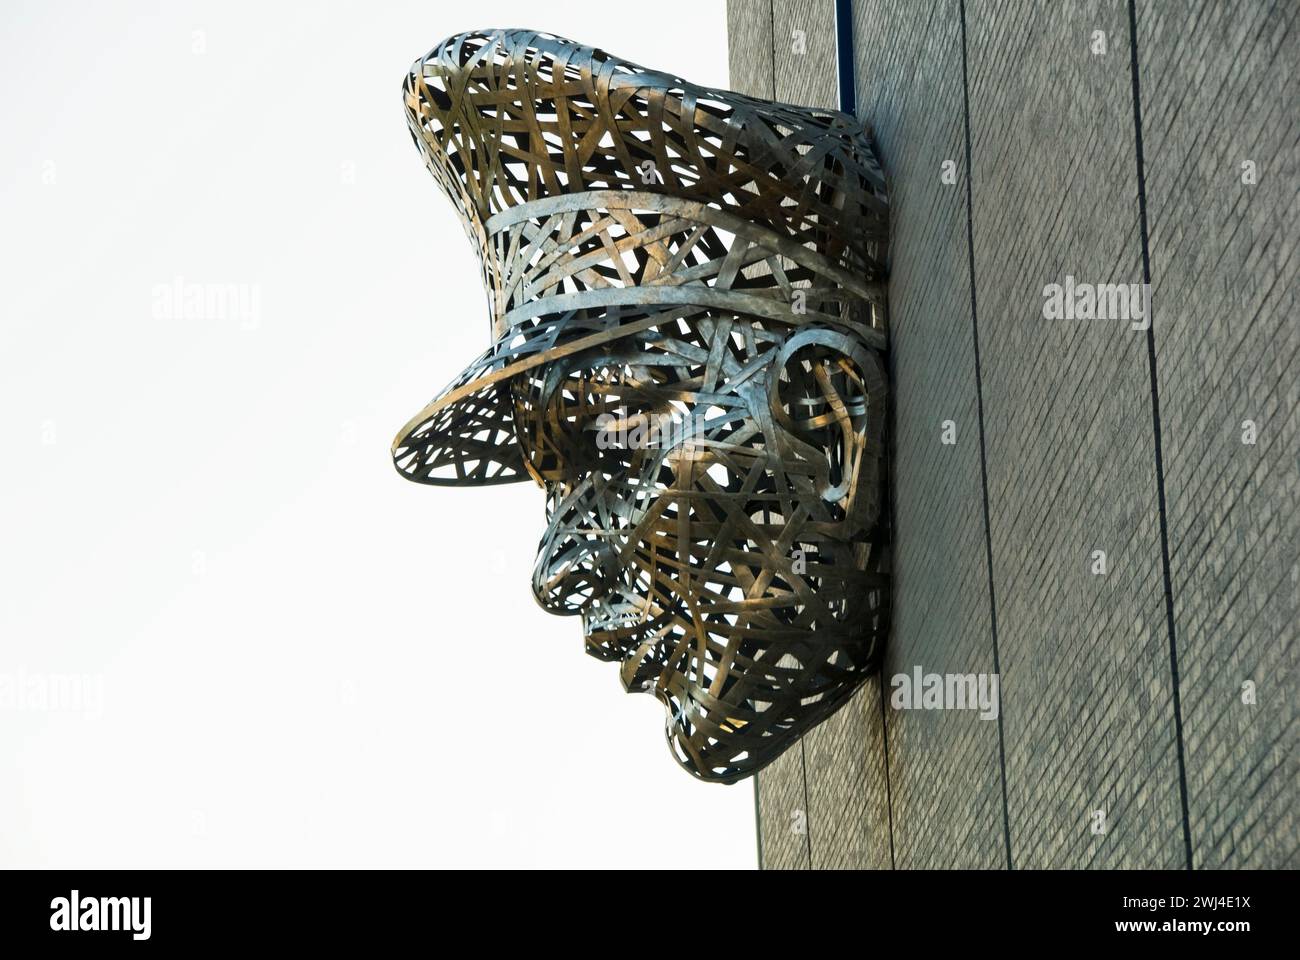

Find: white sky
<box><xmin>0</xmin><ymin>0</ymin><xmax>756</xmax><ymax>868</ymax></box>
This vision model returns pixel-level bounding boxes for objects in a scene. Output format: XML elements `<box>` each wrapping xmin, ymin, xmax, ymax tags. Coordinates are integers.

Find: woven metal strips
<box><xmin>392</xmin><ymin>30</ymin><xmax>890</xmax><ymax>782</ymax></box>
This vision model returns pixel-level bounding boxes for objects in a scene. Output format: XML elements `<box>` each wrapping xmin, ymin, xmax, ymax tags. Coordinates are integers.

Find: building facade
<box><xmin>729</xmin><ymin>0</ymin><xmax>1297</xmax><ymax>869</ymax></box>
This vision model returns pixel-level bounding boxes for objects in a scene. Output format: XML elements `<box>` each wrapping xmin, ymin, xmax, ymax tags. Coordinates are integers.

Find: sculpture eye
<box><xmin>512</xmin><ymin>358</ymin><xmax>690</xmax><ymax>483</ymax></box>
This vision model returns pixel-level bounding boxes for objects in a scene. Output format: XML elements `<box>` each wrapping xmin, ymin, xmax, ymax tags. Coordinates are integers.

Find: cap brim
<box><xmin>391</xmin><ymin>353</ymin><xmax>529</xmax><ymax>486</ymax></box>
<box><xmin>392</xmin><ymin>275</ymin><xmax>887</xmax><ymax>487</ymax></box>
<box><xmin>391</xmin><ymin>305</ymin><xmax>686</xmax><ymax>486</ymax></box>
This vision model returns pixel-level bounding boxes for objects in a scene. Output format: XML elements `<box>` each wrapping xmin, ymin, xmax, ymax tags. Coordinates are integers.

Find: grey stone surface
<box><xmin>1137</xmin><ymin>0</ymin><xmax>1299</xmax><ymax>869</ymax></box>
<box><xmin>755</xmin><ymin>742</ymin><xmax>811</xmax><ymax>869</ymax></box>
<box><xmin>804</xmin><ymin>679</ymin><xmax>893</xmax><ymax>868</ymax></box>
<box><xmin>727</xmin><ymin>0</ymin><xmax>774</xmax><ymax>99</ymax></box>
<box><xmin>730</xmin><ymin>0</ymin><xmax>1296</xmax><ymax>869</ymax></box>
<box><xmin>852</xmin><ymin>0</ymin><xmax>1006</xmax><ymax>871</ymax></box>
<box><xmin>966</xmin><ymin>0</ymin><xmax>1184</xmax><ymax>870</ymax></box>
<box><xmin>772</xmin><ymin>0</ymin><xmax>839</xmax><ymax>109</ymax></box>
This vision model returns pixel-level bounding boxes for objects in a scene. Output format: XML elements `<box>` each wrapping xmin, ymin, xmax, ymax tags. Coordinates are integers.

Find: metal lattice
<box><xmin>392</xmin><ymin>29</ymin><xmax>890</xmax><ymax>783</ymax></box>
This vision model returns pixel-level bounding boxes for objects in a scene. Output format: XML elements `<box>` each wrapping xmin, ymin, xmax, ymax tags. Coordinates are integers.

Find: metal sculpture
<box><xmin>392</xmin><ymin>29</ymin><xmax>890</xmax><ymax>783</ymax></box>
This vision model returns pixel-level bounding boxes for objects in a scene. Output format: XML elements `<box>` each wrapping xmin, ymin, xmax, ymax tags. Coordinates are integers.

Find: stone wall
<box><xmin>729</xmin><ymin>0</ymin><xmax>1297</xmax><ymax>870</ymax></box>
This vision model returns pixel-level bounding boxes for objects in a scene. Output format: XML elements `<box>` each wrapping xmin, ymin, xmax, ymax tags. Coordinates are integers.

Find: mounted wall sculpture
<box><xmin>392</xmin><ymin>29</ymin><xmax>890</xmax><ymax>783</ymax></box>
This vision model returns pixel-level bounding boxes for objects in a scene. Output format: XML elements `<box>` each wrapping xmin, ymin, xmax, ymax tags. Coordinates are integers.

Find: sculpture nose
<box><xmin>531</xmin><ymin>478</ymin><xmax>621</xmax><ymax>615</ymax></box>
<box><xmin>532</xmin><ymin>536</ymin><xmax>621</xmax><ymax>614</ymax></box>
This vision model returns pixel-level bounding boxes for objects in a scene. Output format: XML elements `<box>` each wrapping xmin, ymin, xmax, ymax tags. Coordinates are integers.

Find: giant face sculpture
<box><xmin>392</xmin><ymin>30</ymin><xmax>890</xmax><ymax>783</ymax></box>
